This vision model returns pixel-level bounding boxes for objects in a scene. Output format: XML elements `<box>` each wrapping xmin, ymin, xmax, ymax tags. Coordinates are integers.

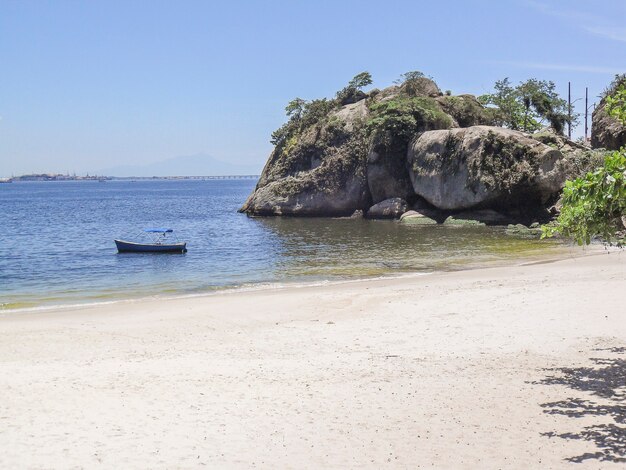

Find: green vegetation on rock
<box><xmin>400</xmin><ymin>213</ymin><xmax>438</xmax><ymax>225</ymax></box>
<box><xmin>438</xmin><ymin>95</ymin><xmax>495</xmax><ymax>128</ymax></box>
<box><xmin>605</xmin><ymin>75</ymin><xmax>626</xmax><ymax>125</ymax></box>
<box><xmin>468</xmin><ymin>130</ymin><xmax>538</xmax><ymax>194</ymax></box>
<box><xmin>506</xmin><ymin>224</ymin><xmax>542</xmax><ymax>239</ymax></box>
<box><xmin>443</xmin><ymin>216</ymin><xmax>486</xmax><ymax>227</ymax></box>
<box><xmin>271</xmin><ymin>98</ymin><xmax>335</xmax><ymax>148</ymax></box>
<box><xmin>366</xmin><ymin>95</ymin><xmax>453</xmax><ymax>154</ymax></box>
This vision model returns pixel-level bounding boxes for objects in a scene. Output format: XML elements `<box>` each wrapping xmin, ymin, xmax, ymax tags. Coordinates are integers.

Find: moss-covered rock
<box><xmin>436</xmin><ymin>94</ymin><xmax>495</xmax><ymax>128</ymax></box>
<box><xmin>505</xmin><ymin>223</ymin><xmax>543</xmax><ymax>239</ymax></box>
<box><xmin>447</xmin><ymin>209</ymin><xmax>511</xmax><ymax>226</ymax></box>
<box><xmin>443</xmin><ymin>216</ymin><xmax>486</xmax><ymax>227</ymax></box>
<box><xmin>399</xmin><ymin>210</ymin><xmax>438</xmax><ymax>225</ymax></box>
<box><xmin>407</xmin><ymin>126</ymin><xmax>565</xmax><ymax>211</ymax></box>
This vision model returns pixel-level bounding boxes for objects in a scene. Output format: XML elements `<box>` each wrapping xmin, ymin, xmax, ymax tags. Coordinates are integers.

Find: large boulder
<box><xmin>591</xmin><ymin>100</ymin><xmax>626</xmax><ymax>150</ymax></box>
<box><xmin>399</xmin><ymin>77</ymin><xmax>442</xmax><ymax>98</ymax></box>
<box><xmin>365</xmin><ymin>198</ymin><xmax>408</xmax><ymax>219</ymax></box>
<box><xmin>239</xmin><ymin>172</ymin><xmax>369</xmax><ymax>216</ymax></box>
<box><xmin>407</xmin><ymin>126</ymin><xmax>566</xmax><ymax>211</ymax></box>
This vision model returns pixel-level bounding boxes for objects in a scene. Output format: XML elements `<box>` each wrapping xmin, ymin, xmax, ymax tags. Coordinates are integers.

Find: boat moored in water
<box><xmin>115</xmin><ymin>228</ymin><xmax>187</xmax><ymax>253</ymax></box>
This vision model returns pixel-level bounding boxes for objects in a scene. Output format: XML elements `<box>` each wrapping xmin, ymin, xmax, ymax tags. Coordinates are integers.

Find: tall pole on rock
<box><xmin>568</xmin><ymin>81</ymin><xmax>572</xmax><ymax>139</ymax></box>
<box><xmin>585</xmin><ymin>87</ymin><xmax>589</xmax><ymax>142</ymax></box>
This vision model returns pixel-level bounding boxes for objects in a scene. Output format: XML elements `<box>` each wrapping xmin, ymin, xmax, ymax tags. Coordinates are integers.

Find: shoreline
<box><xmin>1</xmin><ymin>243</ymin><xmax>596</xmax><ymax>316</ymax></box>
<box><xmin>1</xmin><ymin>249</ymin><xmax>624</xmax><ymax>467</ymax></box>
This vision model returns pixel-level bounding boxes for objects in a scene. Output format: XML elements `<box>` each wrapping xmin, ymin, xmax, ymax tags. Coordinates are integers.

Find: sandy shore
<box><xmin>1</xmin><ymin>250</ymin><xmax>625</xmax><ymax>468</ymax></box>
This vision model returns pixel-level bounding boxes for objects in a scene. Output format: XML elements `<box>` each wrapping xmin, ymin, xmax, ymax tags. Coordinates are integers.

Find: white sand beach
<box><xmin>1</xmin><ymin>250</ymin><xmax>625</xmax><ymax>468</ymax></box>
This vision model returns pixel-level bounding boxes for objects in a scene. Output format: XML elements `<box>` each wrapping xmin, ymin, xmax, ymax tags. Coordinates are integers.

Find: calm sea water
<box><xmin>1</xmin><ymin>179</ymin><xmax>569</xmax><ymax>310</ymax></box>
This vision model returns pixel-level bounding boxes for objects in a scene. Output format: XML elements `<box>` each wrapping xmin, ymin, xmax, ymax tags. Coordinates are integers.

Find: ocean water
<box><xmin>1</xmin><ymin>179</ymin><xmax>569</xmax><ymax>310</ymax></box>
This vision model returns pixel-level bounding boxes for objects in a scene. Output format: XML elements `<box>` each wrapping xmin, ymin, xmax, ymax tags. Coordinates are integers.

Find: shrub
<box><xmin>542</xmin><ymin>149</ymin><xmax>626</xmax><ymax>245</ymax></box>
<box><xmin>366</xmin><ymin>95</ymin><xmax>453</xmax><ymax>154</ymax></box>
<box><xmin>606</xmin><ymin>82</ymin><xmax>626</xmax><ymax>124</ymax></box>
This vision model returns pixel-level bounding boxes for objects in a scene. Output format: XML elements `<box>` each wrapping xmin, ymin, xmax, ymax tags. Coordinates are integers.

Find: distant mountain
<box><xmin>98</xmin><ymin>154</ymin><xmax>261</xmax><ymax>177</ymax></box>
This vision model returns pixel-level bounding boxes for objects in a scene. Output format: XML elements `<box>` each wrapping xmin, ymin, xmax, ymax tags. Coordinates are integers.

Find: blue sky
<box><xmin>1</xmin><ymin>0</ymin><xmax>625</xmax><ymax>176</ymax></box>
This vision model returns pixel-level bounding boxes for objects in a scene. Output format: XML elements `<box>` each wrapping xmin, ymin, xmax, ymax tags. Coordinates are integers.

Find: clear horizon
<box><xmin>1</xmin><ymin>0</ymin><xmax>625</xmax><ymax>177</ymax></box>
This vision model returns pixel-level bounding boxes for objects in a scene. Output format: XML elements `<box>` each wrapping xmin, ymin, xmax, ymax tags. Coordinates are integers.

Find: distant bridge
<box><xmin>201</xmin><ymin>175</ymin><xmax>259</xmax><ymax>180</ymax></box>
<box><xmin>108</xmin><ymin>175</ymin><xmax>260</xmax><ymax>181</ymax></box>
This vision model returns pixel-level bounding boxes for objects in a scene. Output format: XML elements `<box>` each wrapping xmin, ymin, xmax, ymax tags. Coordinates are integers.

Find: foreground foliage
<box><xmin>542</xmin><ymin>149</ymin><xmax>626</xmax><ymax>245</ymax></box>
<box><xmin>605</xmin><ymin>79</ymin><xmax>626</xmax><ymax>124</ymax></box>
<box><xmin>543</xmin><ymin>75</ymin><xmax>626</xmax><ymax>245</ymax></box>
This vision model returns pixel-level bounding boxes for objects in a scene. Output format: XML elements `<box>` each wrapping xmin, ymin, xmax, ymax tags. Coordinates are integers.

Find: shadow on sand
<box><xmin>537</xmin><ymin>347</ymin><xmax>626</xmax><ymax>463</ymax></box>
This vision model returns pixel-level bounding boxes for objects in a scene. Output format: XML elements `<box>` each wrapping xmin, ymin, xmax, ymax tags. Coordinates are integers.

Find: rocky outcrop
<box><xmin>591</xmin><ymin>101</ymin><xmax>626</xmax><ymax>150</ymax></box>
<box><xmin>365</xmin><ymin>198</ymin><xmax>408</xmax><ymax>219</ymax></box>
<box><xmin>407</xmin><ymin>126</ymin><xmax>565</xmax><ymax>211</ymax></box>
<box><xmin>241</xmin><ymin>81</ymin><xmax>467</xmax><ymax>216</ymax></box>
<box><xmin>241</xmin><ymin>77</ymin><xmax>569</xmax><ymax>219</ymax></box>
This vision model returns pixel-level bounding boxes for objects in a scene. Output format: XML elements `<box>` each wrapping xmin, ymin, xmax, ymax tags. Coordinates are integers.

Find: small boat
<box><xmin>115</xmin><ymin>228</ymin><xmax>187</xmax><ymax>253</ymax></box>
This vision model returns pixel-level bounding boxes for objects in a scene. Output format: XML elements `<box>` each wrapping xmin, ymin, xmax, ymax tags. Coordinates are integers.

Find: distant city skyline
<box><xmin>1</xmin><ymin>0</ymin><xmax>625</xmax><ymax>176</ymax></box>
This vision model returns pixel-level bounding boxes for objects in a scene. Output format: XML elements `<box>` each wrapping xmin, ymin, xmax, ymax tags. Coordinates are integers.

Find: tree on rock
<box><xmin>479</xmin><ymin>78</ymin><xmax>574</xmax><ymax>134</ymax></box>
<box><xmin>478</xmin><ymin>78</ymin><xmax>526</xmax><ymax>130</ymax></box>
<box><xmin>285</xmin><ymin>98</ymin><xmax>307</xmax><ymax>120</ymax></box>
<box><xmin>336</xmin><ymin>71</ymin><xmax>372</xmax><ymax>105</ymax></box>
<box><xmin>395</xmin><ymin>70</ymin><xmax>440</xmax><ymax>97</ymax></box>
